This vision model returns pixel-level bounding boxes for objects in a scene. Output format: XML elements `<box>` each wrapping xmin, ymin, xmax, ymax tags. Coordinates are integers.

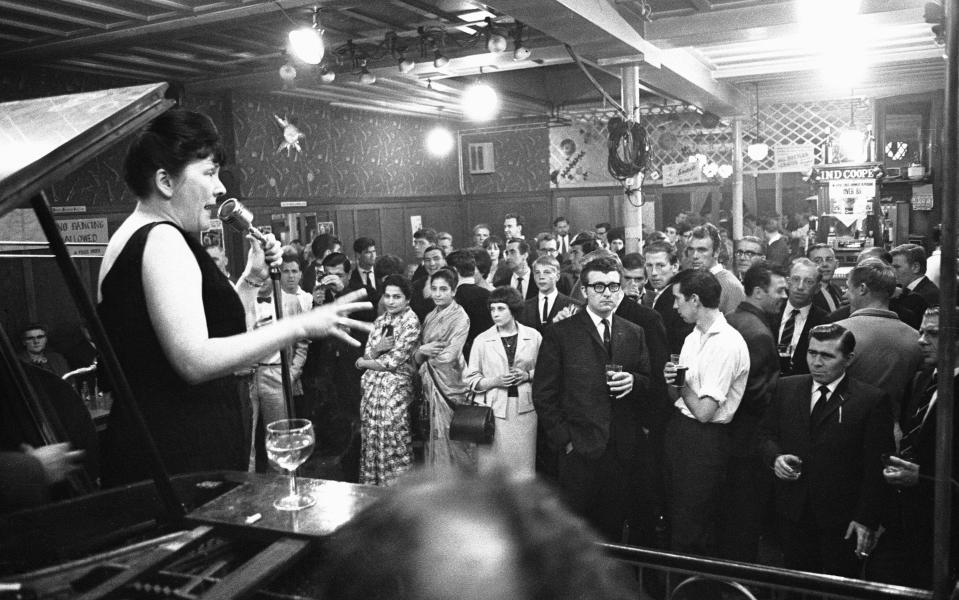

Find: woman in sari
<box><xmin>354</xmin><ymin>274</ymin><xmax>420</xmax><ymax>486</ymax></box>
<box><xmin>415</xmin><ymin>268</ymin><xmax>474</xmax><ymax>474</ymax></box>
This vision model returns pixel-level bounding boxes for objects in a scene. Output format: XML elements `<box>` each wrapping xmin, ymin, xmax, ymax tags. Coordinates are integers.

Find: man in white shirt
<box><xmin>808</xmin><ymin>243</ymin><xmax>844</xmax><ymax>314</ymax></box>
<box><xmin>663</xmin><ymin>269</ymin><xmax>749</xmax><ymax>557</ymax></box>
<box><xmin>552</xmin><ymin>216</ymin><xmax>571</xmax><ymax>256</ymax></box>
<box><xmin>777</xmin><ymin>258</ymin><xmax>829</xmax><ymax>376</ymax></box>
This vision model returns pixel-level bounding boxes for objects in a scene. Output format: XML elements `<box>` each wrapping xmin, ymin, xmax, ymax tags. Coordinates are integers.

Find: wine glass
<box><xmin>266</xmin><ymin>418</ymin><xmax>316</xmax><ymax>511</ymax></box>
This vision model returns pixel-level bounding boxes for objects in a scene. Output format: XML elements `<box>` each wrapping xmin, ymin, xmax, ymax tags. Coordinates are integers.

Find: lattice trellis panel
<box><xmin>558</xmin><ymin>98</ymin><xmax>874</xmax><ymax>176</ymax></box>
<box><xmin>744</xmin><ymin>98</ymin><xmax>874</xmax><ymax>172</ymax></box>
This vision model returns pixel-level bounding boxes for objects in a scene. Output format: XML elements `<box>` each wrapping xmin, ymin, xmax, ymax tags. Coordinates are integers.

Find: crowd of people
<box><xmin>3</xmin><ymin>108</ymin><xmax>957</xmax><ymax>591</ymax></box>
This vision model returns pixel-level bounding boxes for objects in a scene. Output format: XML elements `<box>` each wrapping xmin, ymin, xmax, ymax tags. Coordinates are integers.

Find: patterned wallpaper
<box><xmin>461</xmin><ymin>126</ymin><xmax>550</xmax><ymax>194</ymax></box>
<box><xmin>231</xmin><ymin>93</ymin><xmax>459</xmax><ymax>198</ymax></box>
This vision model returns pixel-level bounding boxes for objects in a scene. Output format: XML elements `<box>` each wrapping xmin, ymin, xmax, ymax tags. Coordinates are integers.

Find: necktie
<box><xmin>780</xmin><ymin>308</ymin><xmax>799</xmax><ymax>347</ymax></box>
<box><xmin>364</xmin><ymin>270</ymin><xmax>375</xmax><ymax>289</ymax></box>
<box><xmin>601</xmin><ymin>318</ymin><xmax>611</xmax><ymax>355</ymax></box>
<box><xmin>257</xmin><ymin>297</ymin><xmax>272</xmax><ymax>304</ymax></box>
<box><xmin>542</xmin><ymin>297</ymin><xmax>549</xmax><ymax>324</ymax></box>
<box><xmin>901</xmin><ymin>371</ymin><xmax>938</xmax><ymax>456</ymax></box>
<box><xmin>560</xmin><ymin>237</ymin><xmax>567</xmax><ymax>254</ymax></box>
<box><xmin>810</xmin><ymin>385</ymin><xmax>831</xmax><ymax>427</ymax></box>
<box><xmin>516</xmin><ymin>277</ymin><xmax>524</xmax><ymax>294</ymax></box>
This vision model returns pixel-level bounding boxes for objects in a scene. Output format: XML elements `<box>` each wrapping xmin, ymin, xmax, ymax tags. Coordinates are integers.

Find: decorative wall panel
<box><xmin>231</xmin><ymin>93</ymin><xmax>459</xmax><ymax>199</ymax></box>
<box><xmin>461</xmin><ymin>125</ymin><xmax>549</xmax><ymax>194</ymax></box>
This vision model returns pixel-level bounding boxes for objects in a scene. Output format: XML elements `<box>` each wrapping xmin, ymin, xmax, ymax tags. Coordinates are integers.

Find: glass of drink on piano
<box><xmin>266</xmin><ymin>418</ymin><xmax>316</xmax><ymax>511</ymax></box>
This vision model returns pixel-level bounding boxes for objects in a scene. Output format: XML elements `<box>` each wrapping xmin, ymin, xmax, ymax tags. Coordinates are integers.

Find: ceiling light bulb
<box><xmin>718</xmin><ymin>164</ymin><xmax>733</xmax><ymax>178</ymax></box>
<box><xmin>513</xmin><ymin>43</ymin><xmax>531</xmax><ymax>60</ymax></box>
<box><xmin>359</xmin><ymin>65</ymin><xmax>376</xmax><ymax>85</ymax></box>
<box><xmin>747</xmin><ymin>141</ymin><xmax>769</xmax><ymax>161</ymax></box>
<box><xmin>433</xmin><ymin>50</ymin><xmax>449</xmax><ymax>68</ymax></box>
<box><xmin>320</xmin><ymin>68</ymin><xmax>335</xmax><ymax>83</ymax></box>
<box><xmin>486</xmin><ymin>32</ymin><xmax>508</xmax><ymax>53</ymax></box>
<box><xmin>426</xmin><ymin>127</ymin><xmax>455</xmax><ymax>156</ymax></box>
<box><xmin>462</xmin><ymin>82</ymin><xmax>499</xmax><ymax>121</ymax></box>
<box><xmin>279</xmin><ymin>63</ymin><xmax>297</xmax><ymax>82</ymax></box>
<box><xmin>288</xmin><ymin>27</ymin><xmax>324</xmax><ymax>65</ymax></box>
<box><xmin>398</xmin><ymin>57</ymin><xmax>415</xmax><ymax>73</ymax></box>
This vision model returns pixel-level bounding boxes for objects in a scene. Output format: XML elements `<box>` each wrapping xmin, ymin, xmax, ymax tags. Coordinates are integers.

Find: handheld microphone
<box><xmin>218</xmin><ymin>198</ymin><xmax>267</xmax><ymax>244</ymax></box>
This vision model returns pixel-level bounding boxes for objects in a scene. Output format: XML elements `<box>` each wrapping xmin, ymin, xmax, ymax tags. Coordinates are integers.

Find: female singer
<box><xmin>415</xmin><ymin>268</ymin><xmax>474</xmax><ymax>474</ymax></box>
<box><xmin>465</xmin><ymin>287</ymin><xmax>541</xmax><ymax>477</ymax></box>
<box><xmin>354</xmin><ymin>275</ymin><xmax>420</xmax><ymax>486</ymax></box>
<box><xmin>97</xmin><ymin>109</ymin><xmax>370</xmax><ymax>485</ymax></box>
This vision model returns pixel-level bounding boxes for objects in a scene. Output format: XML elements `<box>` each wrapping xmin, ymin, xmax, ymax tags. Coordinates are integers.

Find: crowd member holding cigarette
<box><xmin>758</xmin><ymin>324</ymin><xmax>893</xmax><ymax>577</ymax></box>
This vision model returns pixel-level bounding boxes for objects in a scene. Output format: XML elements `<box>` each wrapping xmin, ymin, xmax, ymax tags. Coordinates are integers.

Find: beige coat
<box><xmin>465</xmin><ymin>323</ymin><xmax>541</xmax><ymax>419</ymax></box>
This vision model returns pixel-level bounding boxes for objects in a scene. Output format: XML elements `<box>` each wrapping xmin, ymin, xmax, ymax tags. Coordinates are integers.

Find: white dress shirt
<box><xmin>510</xmin><ymin>268</ymin><xmax>531</xmax><ymax>298</ymax></box>
<box><xmin>778</xmin><ymin>302</ymin><xmax>811</xmax><ymax>355</ymax></box>
<box><xmin>809</xmin><ymin>374</ymin><xmax>845</xmax><ymax>413</ymax></box>
<box><xmin>538</xmin><ymin>289</ymin><xmax>559</xmax><ymax>323</ymax></box>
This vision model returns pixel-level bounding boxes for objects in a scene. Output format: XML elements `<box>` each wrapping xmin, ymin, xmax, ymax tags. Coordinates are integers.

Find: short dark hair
<box><xmin>580</xmin><ymin>256</ymin><xmax>623</xmax><ymax>287</ymax></box>
<box><xmin>537</xmin><ymin>233</ymin><xmax>556</xmax><ymax>246</ymax></box>
<box><xmin>423</xmin><ymin>245</ymin><xmax>444</xmax><ymax>258</ymax></box>
<box><xmin>488</xmin><ymin>286</ymin><xmax>525</xmax><ymax>318</ymax></box>
<box><xmin>430</xmin><ymin>267</ymin><xmax>458</xmax><ymax>288</ymax></box>
<box><xmin>353</xmin><ymin>237</ymin><xmax>375</xmax><ymax>254</ymax></box>
<box><xmin>373</xmin><ymin>254</ymin><xmax>405</xmax><ymax>284</ymax></box>
<box><xmin>311</xmin><ymin>233</ymin><xmax>336</xmax><ymax>259</ymax></box>
<box><xmin>467</xmin><ymin>247</ymin><xmax>492</xmax><ymax>278</ymax></box>
<box><xmin>607</xmin><ymin>228</ymin><xmax>625</xmax><ymax>243</ymax></box>
<box><xmin>848</xmin><ymin>258</ymin><xmax>897</xmax><ymax>298</ymax></box>
<box><xmin>742</xmin><ymin>261</ymin><xmax>785</xmax><ymax>296</ymax></box>
<box><xmin>381</xmin><ymin>274</ymin><xmax>413</xmax><ymax>300</ymax></box>
<box><xmin>483</xmin><ymin>235</ymin><xmax>503</xmax><ymax>251</ymax></box>
<box><xmin>123</xmin><ymin>109</ymin><xmax>225</xmax><ymax>198</ymax></box>
<box><xmin>280</xmin><ymin>249</ymin><xmax>300</xmax><ymax>267</ymax></box>
<box><xmin>504</xmin><ymin>213</ymin><xmax>525</xmax><ymax>229</ymax></box>
<box><xmin>507</xmin><ymin>238</ymin><xmax>529</xmax><ymax>255</ymax></box>
<box><xmin>553</xmin><ymin>216</ymin><xmax>568</xmax><ymax>226</ymax></box>
<box><xmin>856</xmin><ymin>247</ymin><xmax>893</xmax><ymax>265</ymax></box>
<box><xmin>689</xmin><ymin>224</ymin><xmax>720</xmax><ymax>254</ymax></box>
<box><xmin>21</xmin><ymin>323</ymin><xmax>48</xmax><ymax>338</ymax></box>
<box><xmin>445</xmin><ymin>250</ymin><xmax>477</xmax><ymax>278</ymax></box>
<box><xmin>595</xmin><ymin>222</ymin><xmax>611</xmax><ymax>231</ymax></box>
<box><xmin>413</xmin><ymin>228</ymin><xmax>437</xmax><ymax>244</ymax></box>
<box><xmin>890</xmin><ymin>243</ymin><xmax>928</xmax><ymax>274</ymax></box>
<box><xmin>621</xmin><ymin>252</ymin><xmax>645</xmax><ymax>271</ymax></box>
<box><xmin>763</xmin><ymin>217</ymin><xmax>781</xmax><ymax>234</ymax></box>
<box><xmin>808</xmin><ymin>323</ymin><xmax>856</xmax><ymax>355</ymax></box>
<box><xmin>672</xmin><ymin>269</ymin><xmax>721</xmax><ymax>309</ymax></box>
<box><xmin>571</xmin><ymin>232</ymin><xmax>598</xmax><ymax>255</ymax></box>
<box><xmin>643</xmin><ymin>241</ymin><xmax>678</xmax><ymax>263</ymax></box>
<box><xmin>321</xmin><ymin>251</ymin><xmax>352</xmax><ymax>273</ymax></box>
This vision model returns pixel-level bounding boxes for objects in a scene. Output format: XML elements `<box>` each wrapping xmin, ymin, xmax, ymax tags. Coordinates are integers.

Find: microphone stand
<box><xmin>218</xmin><ymin>199</ymin><xmax>296</xmax><ymax>422</ymax></box>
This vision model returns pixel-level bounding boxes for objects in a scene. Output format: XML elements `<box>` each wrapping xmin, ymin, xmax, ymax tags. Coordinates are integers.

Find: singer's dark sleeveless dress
<box><xmin>98</xmin><ymin>222</ymin><xmax>249</xmax><ymax>486</ymax></box>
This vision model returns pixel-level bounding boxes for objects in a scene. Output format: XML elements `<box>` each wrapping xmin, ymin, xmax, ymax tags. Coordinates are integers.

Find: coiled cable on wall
<box><xmin>564</xmin><ymin>44</ymin><xmax>650</xmax><ymax>205</ymax></box>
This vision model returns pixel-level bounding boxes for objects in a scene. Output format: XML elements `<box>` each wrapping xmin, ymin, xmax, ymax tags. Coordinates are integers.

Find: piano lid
<box><xmin>0</xmin><ymin>82</ymin><xmax>173</xmax><ymax>218</ymax></box>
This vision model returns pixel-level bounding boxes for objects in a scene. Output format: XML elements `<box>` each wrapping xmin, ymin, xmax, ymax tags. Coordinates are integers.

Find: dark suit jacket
<box><xmin>518</xmin><ymin>292</ymin><xmax>580</xmax><ymax>332</ymax></box>
<box><xmin>533</xmin><ymin>310</ymin><xmax>651</xmax><ymax>461</ymax></box>
<box><xmin>726</xmin><ymin>302</ymin><xmax>780</xmax><ymax>457</ymax></box>
<box><xmin>455</xmin><ymin>283</ymin><xmax>492</xmax><ymax>360</ymax></box>
<box><xmin>652</xmin><ymin>284</ymin><xmax>694</xmax><ymax>357</ymax></box>
<box><xmin>776</xmin><ymin>303</ymin><xmax>828</xmax><ymax>376</ymax></box>
<box><xmin>896</xmin><ymin>287</ymin><xmax>927</xmax><ymax>330</ymax></box>
<box><xmin>911</xmin><ymin>276</ymin><xmax>940</xmax><ymax>308</ymax></box>
<box><xmin>758</xmin><ymin>374</ymin><xmax>894</xmax><ymax>530</ymax></box>
<box><xmin>615</xmin><ymin>299</ymin><xmax>669</xmax><ymax>432</ymax></box>
<box><xmin>345</xmin><ymin>268</ymin><xmax>378</xmax><ymax>331</ymax></box>
<box><xmin>492</xmin><ymin>268</ymin><xmax>540</xmax><ymax>299</ymax></box>
<box><xmin>766</xmin><ymin>238</ymin><xmax>791</xmax><ymax>271</ymax></box>
<box><xmin>811</xmin><ymin>282</ymin><xmax>844</xmax><ymax>314</ymax></box>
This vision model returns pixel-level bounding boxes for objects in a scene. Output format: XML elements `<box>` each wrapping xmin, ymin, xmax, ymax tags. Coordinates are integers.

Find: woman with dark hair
<box><xmin>482</xmin><ymin>235</ymin><xmax>504</xmax><ymax>289</ymax></box>
<box><xmin>354</xmin><ymin>275</ymin><xmax>420</xmax><ymax>486</ymax></box>
<box><xmin>465</xmin><ymin>287</ymin><xmax>541</xmax><ymax>477</ymax></box>
<box><xmin>97</xmin><ymin>109</ymin><xmax>370</xmax><ymax>485</ymax></box>
<box><xmin>415</xmin><ymin>268</ymin><xmax>474</xmax><ymax>474</ymax></box>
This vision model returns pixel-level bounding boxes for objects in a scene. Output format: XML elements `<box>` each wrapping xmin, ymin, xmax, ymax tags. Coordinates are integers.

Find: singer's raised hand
<box><xmin>244</xmin><ymin>231</ymin><xmax>282</xmax><ymax>280</ymax></box>
<box><xmin>302</xmin><ymin>288</ymin><xmax>374</xmax><ymax>345</ymax></box>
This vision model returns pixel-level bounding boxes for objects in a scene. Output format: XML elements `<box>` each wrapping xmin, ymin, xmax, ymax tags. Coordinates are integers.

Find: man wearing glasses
<box><xmin>776</xmin><ymin>258</ymin><xmax>829</xmax><ymax>376</ymax></box>
<box><xmin>534</xmin><ymin>256</ymin><xmax>651</xmax><ymax>542</ymax></box>
<box><xmin>808</xmin><ymin>243</ymin><xmax>844</xmax><ymax>313</ymax></box>
<box><xmin>734</xmin><ymin>236</ymin><xmax>766</xmax><ymax>282</ymax></box>
<box><xmin>18</xmin><ymin>324</ymin><xmax>69</xmax><ymax>377</ymax></box>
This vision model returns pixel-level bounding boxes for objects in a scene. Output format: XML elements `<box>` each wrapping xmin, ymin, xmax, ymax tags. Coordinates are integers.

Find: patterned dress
<box><xmin>359</xmin><ymin>306</ymin><xmax>420</xmax><ymax>486</ymax></box>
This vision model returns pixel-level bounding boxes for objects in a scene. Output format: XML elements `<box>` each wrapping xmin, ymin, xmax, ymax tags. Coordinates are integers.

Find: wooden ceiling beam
<box><xmin>130</xmin><ymin>0</ymin><xmax>193</xmax><ymax>10</ymax></box>
<box><xmin>53</xmin><ymin>0</ymin><xmax>153</xmax><ymax>21</ymax></box>
<box><xmin>3</xmin><ymin>17</ymin><xmax>73</xmax><ymax>37</ymax></box>
<box><xmin>0</xmin><ymin>0</ymin><xmax>109</xmax><ymax>29</ymax></box>
<box><xmin>0</xmin><ymin>0</ymin><xmax>355</xmax><ymax>61</ymax></box>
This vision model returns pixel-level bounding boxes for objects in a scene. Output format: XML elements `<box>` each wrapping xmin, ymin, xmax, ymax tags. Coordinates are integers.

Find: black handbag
<box><xmin>449</xmin><ymin>402</ymin><xmax>495</xmax><ymax>444</ymax></box>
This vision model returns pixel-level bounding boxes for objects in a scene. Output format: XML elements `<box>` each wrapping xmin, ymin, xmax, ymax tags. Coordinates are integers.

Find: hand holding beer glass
<box><xmin>665</xmin><ymin>353</ymin><xmax>688</xmax><ymax>388</ymax></box>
